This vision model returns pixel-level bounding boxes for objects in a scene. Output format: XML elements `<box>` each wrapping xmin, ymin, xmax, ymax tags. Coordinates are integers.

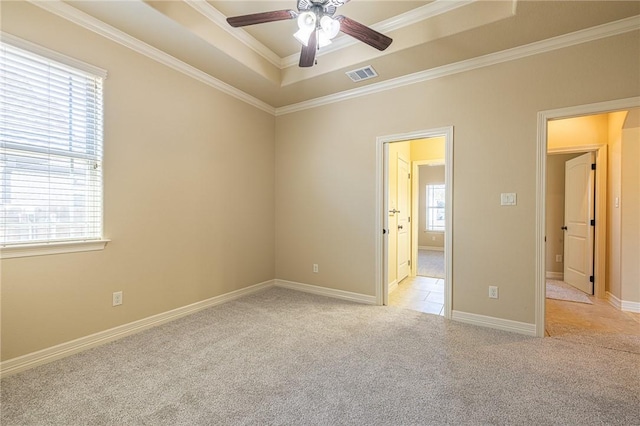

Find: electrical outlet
<box><xmin>313</xmin><ymin>264</ymin><xmax>319</xmax><ymax>273</ymax></box>
<box><xmin>112</xmin><ymin>291</ymin><xmax>123</xmax><ymax>306</ymax></box>
<box><xmin>556</xmin><ymin>254</ymin><xmax>562</xmax><ymax>263</ymax></box>
<box><xmin>489</xmin><ymin>286</ymin><xmax>498</xmax><ymax>299</ymax></box>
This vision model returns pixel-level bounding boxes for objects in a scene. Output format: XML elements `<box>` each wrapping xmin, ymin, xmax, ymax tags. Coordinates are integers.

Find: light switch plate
<box><xmin>500</xmin><ymin>193</ymin><xmax>517</xmax><ymax>206</ymax></box>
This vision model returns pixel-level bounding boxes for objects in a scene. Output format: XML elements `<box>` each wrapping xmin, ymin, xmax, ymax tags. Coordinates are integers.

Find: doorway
<box><xmin>535</xmin><ymin>97</ymin><xmax>640</xmax><ymax>337</ymax></box>
<box><xmin>375</xmin><ymin>127</ymin><xmax>453</xmax><ymax>319</ymax></box>
<box><xmin>413</xmin><ymin>161</ymin><xmax>446</xmax><ymax>280</ymax></box>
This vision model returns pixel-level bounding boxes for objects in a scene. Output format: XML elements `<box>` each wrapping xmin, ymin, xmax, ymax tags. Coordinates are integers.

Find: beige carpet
<box><xmin>2</xmin><ymin>287</ymin><xmax>638</xmax><ymax>425</ymax></box>
<box><xmin>546</xmin><ymin>279</ymin><xmax>593</xmax><ymax>304</ymax></box>
<box><xmin>417</xmin><ymin>248</ymin><xmax>444</xmax><ymax>278</ymax></box>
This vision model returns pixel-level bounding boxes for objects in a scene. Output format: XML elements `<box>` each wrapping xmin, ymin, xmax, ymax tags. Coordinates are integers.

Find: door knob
<box><xmin>398</xmin><ymin>225</ymin><xmax>403</xmax><ymax>230</ymax></box>
<box><xmin>561</xmin><ymin>226</ymin><xmax>567</xmax><ymax>230</ymax></box>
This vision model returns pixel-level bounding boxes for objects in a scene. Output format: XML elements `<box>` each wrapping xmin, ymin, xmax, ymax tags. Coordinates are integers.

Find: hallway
<box><xmin>389</xmin><ymin>276</ymin><xmax>444</xmax><ymax>316</ymax></box>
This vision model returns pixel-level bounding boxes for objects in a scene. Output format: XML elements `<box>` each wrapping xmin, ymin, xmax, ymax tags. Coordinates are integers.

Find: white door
<box><xmin>397</xmin><ymin>156</ymin><xmax>411</xmax><ymax>282</ymax></box>
<box><xmin>563</xmin><ymin>152</ymin><xmax>595</xmax><ymax>294</ymax></box>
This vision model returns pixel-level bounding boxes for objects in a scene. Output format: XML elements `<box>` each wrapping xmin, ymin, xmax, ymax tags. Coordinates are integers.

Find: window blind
<box><xmin>1</xmin><ymin>41</ymin><xmax>104</xmax><ymax>246</ymax></box>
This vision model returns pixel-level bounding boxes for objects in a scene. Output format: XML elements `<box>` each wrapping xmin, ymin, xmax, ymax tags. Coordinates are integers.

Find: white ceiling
<box><xmin>56</xmin><ymin>1</ymin><xmax>640</xmax><ymax>108</ymax></box>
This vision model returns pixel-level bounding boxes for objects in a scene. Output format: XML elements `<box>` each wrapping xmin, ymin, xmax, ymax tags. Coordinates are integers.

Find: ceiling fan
<box><xmin>226</xmin><ymin>0</ymin><xmax>393</xmax><ymax>67</ymax></box>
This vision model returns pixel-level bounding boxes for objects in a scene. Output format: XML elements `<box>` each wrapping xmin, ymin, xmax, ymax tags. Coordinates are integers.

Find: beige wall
<box><xmin>2</xmin><ymin>3</ymin><xmax>639</xmax><ymax>362</ymax></box>
<box><xmin>620</xmin><ymin>116</ymin><xmax>640</xmax><ymax>303</ymax></box>
<box><xmin>545</xmin><ymin>153</ymin><xmax>581</xmax><ymax>274</ymax></box>
<box><xmin>411</xmin><ymin>137</ymin><xmax>445</xmax><ymax>161</ymax></box>
<box><xmin>548</xmin><ymin>114</ymin><xmax>610</xmax><ymax>149</ymax></box>
<box><xmin>275</xmin><ymin>30</ymin><xmax>640</xmax><ymax>324</ymax></box>
<box><xmin>418</xmin><ymin>165</ymin><xmax>446</xmax><ymax>248</ymax></box>
<box><xmin>607</xmin><ymin>111</ymin><xmax>628</xmax><ymax>297</ymax></box>
<box><xmin>1</xmin><ymin>2</ymin><xmax>276</xmax><ymax>360</ymax></box>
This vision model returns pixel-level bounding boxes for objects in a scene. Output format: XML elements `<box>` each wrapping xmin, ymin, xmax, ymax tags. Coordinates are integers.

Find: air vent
<box><xmin>346</xmin><ymin>66</ymin><xmax>378</xmax><ymax>83</ymax></box>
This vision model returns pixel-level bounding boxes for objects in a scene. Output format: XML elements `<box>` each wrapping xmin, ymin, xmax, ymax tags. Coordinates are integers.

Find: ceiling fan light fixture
<box><xmin>320</xmin><ymin>16</ymin><xmax>340</xmax><ymax>39</ymax></box>
<box><xmin>294</xmin><ymin>11</ymin><xmax>316</xmax><ymax>46</ymax></box>
<box><xmin>294</xmin><ymin>28</ymin><xmax>313</xmax><ymax>46</ymax></box>
<box><xmin>318</xmin><ymin>15</ymin><xmax>340</xmax><ymax>47</ymax></box>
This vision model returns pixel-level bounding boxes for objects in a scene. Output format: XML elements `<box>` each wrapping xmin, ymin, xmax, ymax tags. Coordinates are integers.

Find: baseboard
<box><xmin>607</xmin><ymin>292</ymin><xmax>640</xmax><ymax>313</ymax></box>
<box><xmin>388</xmin><ymin>280</ymin><xmax>398</xmax><ymax>294</ymax></box>
<box><xmin>621</xmin><ymin>300</ymin><xmax>640</xmax><ymax>313</ymax></box>
<box><xmin>0</xmin><ymin>279</ymin><xmax>275</xmax><ymax>378</ymax></box>
<box><xmin>418</xmin><ymin>246</ymin><xmax>444</xmax><ymax>252</ymax></box>
<box><xmin>545</xmin><ymin>272</ymin><xmax>563</xmax><ymax>280</ymax></box>
<box><xmin>451</xmin><ymin>310</ymin><xmax>536</xmax><ymax>336</ymax></box>
<box><xmin>274</xmin><ymin>279</ymin><xmax>377</xmax><ymax>305</ymax></box>
<box><xmin>607</xmin><ymin>291</ymin><xmax>622</xmax><ymax>310</ymax></box>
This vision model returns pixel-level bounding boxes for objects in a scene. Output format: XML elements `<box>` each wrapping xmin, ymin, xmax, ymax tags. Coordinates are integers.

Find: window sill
<box><xmin>1</xmin><ymin>239</ymin><xmax>110</xmax><ymax>259</ymax></box>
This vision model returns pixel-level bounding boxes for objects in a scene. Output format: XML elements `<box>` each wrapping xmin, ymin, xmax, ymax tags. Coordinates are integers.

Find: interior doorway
<box><xmin>535</xmin><ymin>97</ymin><xmax>640</xmax><ymax>338</ymax></box>
<box><xmin>413</xmin><ymin>161</ymin><xmax>446</xmax><ymax>280</ymax></box>
<box><xmin>375</xmin><ymin>127</ymin><xmax>453</xmax><ymax>319</ymax></box>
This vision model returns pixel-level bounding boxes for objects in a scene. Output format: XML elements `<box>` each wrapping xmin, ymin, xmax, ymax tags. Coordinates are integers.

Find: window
<box><xmin>1</xmin><ymin>39</ymin><xmax>106</xmax><ymax>250</ymax></box>
<box><xmin>426</xmin><ymin>184</ymin><xmax>445</xmax><ymax>232</ymax></box>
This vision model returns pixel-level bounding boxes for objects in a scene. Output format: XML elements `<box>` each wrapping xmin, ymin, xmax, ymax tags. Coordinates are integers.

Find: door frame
<box><xmin>375</xmin><ymin>126</ymin><xmax>453</xmax><ymax>319</ymax></box>
<box><xmin>535</xmin><ymin>96</ymin><xmax>639</xmax><ymax>337</ymax></box>
<box><xmin>411</xmin><ymin>159</ymin><xmax>445</xmax><ymax>277</ymax></box>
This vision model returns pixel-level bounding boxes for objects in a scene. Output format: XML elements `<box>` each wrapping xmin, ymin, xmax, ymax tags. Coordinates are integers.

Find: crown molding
<box><xmin>0</xmin><ymin>32</ymin><xmax>108</xmax><ymax>79</ymax></box>
<box><xmin>28</xmin><ymin>0</ymin><xmax>275</xmax><ymax>115</ymax></box>
<box><xmin>281</xmin><ymin>0</ymin><xmax>476</xmax><ymax>68</ymax></box>
<box><xmin>184</xmin><ymin>0</ymin><xmax>283</xmax><ymax>69</ymax></box>
<box><xmin>275</xmin><ymin>15</ymin><xmax>640</xmax><ymax>116</ymax></box>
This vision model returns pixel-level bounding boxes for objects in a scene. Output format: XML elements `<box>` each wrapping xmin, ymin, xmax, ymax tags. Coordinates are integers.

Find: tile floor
<box><xmin>545</xmin><ymin>293</ymin><xmax>640</xmax><ymax>337</ymax></box>
<box><xmin>389</xmin><ymin>275</ymin><xmax>639</xmax><ymax>336</ymax></box>
<box><xmin>388</xmin><ymin>276</ymin><xmax>444</xmax><ymax>316</ymax></box>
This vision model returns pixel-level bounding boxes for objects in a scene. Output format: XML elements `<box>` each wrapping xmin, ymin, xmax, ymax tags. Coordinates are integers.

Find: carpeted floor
<box><xmin>546</xmin><ymin>279</ymin><xmax>593</xmax><ymax>304</ymax></box>
<box><xmin>2</xmin><ymin>287</ymin><xmax>639</xmax><ymax>425</ymax></box>
<box><xmin>417</xmin><ymin>249</ymin><xmax>444</xmax><ymax>278</ymax></box>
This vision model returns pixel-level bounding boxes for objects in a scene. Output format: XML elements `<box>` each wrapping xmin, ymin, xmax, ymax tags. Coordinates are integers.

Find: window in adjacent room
<box><xmin>426</xmin><ymin>183</ymin><xmax>445</xmax><ymax>232</ymax></box>
<box><xmin>0</xmin><ymin>39</ymin><xmax>106</xmax><ymax>249</ymax></box>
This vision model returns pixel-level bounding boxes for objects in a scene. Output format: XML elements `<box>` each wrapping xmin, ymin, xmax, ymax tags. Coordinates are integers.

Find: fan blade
<box><xmin>299</xmin><ymin>31</ymin><xmax>318</xmax><ymax>68</ymax></box>
<box><xmin>227</xmin><ymin>10</ymin><xmax>297</xmax><ymax>27</ymax></box>
<box><xmin>335</xmin><ymin>16</ymin><xmax>392</xmax><ymax>51</ymax></box>
<box><xmin>326</xmin><ymin>0</ymin><xmax>351</xmax><ymax>7</ymax></box>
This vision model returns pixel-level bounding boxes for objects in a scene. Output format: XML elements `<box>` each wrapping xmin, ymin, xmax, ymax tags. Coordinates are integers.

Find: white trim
<box><xmin>27</xmin><ymin>0</ymin><xmax>275</xmax><ymax>115</ymax></box>
<box><xmin>388</xmin><ymin>279</ymin><xmax>399</xmax><ymax>294</ymax></box>
<box><xmin>545</xmin><ymin>272</ymin><xmax>563</xmax><ymax>280</ymax></box>
<box><xmin>274</xmin><ymin>279</ymin><xmax>376</xmax><ymax>305</ymax></box>
<box><xmin>275</xmin><ymin>16</ymin><xmax>640</xmax><ymax>116</ymax></box>
<box><xmin>419</xmin><ymin>246</ymin><xmax>445</xmax><ymax>252</ymax></box>
<box><xmin>0</xmin><ymin>32</ymin><xmax>107</xmax><ymax>78</ymax></box>
<box><xmin>281</xmin><ymin>0</ymin><xmax>475</xmax><ymax>68</ymax></box>
<box><xmin>0</xmin><ymin>279</ymin><xmax>275</xmax><ymax>378</ymax></box>
<box><xmin>606</xmin><ymin>292</ymin><xmax>640</xmax><ymax>313</ymax></box>
<box><xmin>607</xmin><ymin>291</ymin><xmax>622</xmax><ymax>310</ymax></box>
<box><xmin>452</xmin><ymin>310</ymin><xmax>537</xmax><ymax>336</ymax></box>
<box><xmin>25</xmin><ymin>0</ymin><xmax>638</xmax><ymax>116</ymax></box>
<box><xmin>535</xmin><ymin>96</ymin><xmax>640</xmax><ymax>338</ymax></box>
<box><xmin>376</xmin><ymin>127</ymin><xmax>453</xmax><ymax>320</ymax></box>
<box><xmin>184</xmin><ymin>0</ymin><xmax>282</xmax><ymax>69</ymax></box>
<box><xmin>622</xmin><ymin>300</ymin><xmax>640</xmax><ymax>313</ymax></box>
<box><xmin>1</xmin><ymin>240</ymin><xmax>110</xmax><ymax>259</ymax></box>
